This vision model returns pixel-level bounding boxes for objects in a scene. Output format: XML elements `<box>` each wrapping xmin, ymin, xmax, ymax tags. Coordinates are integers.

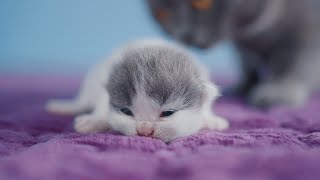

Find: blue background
<box><xmin>0</xmin><ymin>0</ymin><xmax>239</xmax><ymax>76</ymax></box>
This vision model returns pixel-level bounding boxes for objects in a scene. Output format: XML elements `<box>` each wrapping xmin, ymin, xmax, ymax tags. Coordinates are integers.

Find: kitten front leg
<box><xmin>204</xmin><ymin>113</ymin><xmax>229</xmax><ymax>131</ymax></box>
<box><xmin>202</xmin><ymin>83</ymin><xmax>229</xmax><ymax>130</ymax></box>
<box><xmin>74</xmin><ymin>114</ymin><xmax>109</xmax><ymax>134</ymax></box>
<box><xmin>74</xmin><ymin>93</ymin><xmax>110</xmax><ymax>134</ymax></box>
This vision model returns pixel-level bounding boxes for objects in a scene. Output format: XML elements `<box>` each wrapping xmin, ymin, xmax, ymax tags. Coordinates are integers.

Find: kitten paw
<box><xmin>249</xmin><ymin>81</ymin><xmax>308</xmax><ymax>108</ymax></box>
<box><xmin>205</xmin><ymin>116</ymin><xmax>229</xmax><ymax>131</ymax></box>
<box><xmin>74</xmin><ymin>115</ymin><xmax>108</xmax><ymax>134</ymax></box>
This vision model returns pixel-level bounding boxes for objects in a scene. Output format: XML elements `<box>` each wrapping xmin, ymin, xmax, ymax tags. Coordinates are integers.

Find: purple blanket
<box><xmin>0</xmin><ymin>75</ymin><xmax>320</xmax><ymax>180</ymax></box>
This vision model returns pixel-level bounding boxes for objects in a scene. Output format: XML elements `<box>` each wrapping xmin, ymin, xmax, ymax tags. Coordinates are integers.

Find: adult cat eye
<box><xmin>160</xmin><ymin>111</ymin><xmax>176</xmax><ymax>117</ymax></box>
<box><xmin>156</xmin><ymin>8</ymin><xmax>169</xmax><ymax>22</ymax></box>
<box><xmin>192</xmin><ymin>0</ymin><xmax>213</xmax><ymax>10</ymax></box>
<box><xmin>120</xmin><ymin>108</ymin><xmax>134</xmax><ymax>116</ymax></box>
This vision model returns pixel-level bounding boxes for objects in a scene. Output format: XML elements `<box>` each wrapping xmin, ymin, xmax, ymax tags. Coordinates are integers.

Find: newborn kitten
<box><xmin>146</xmin><ymin>0</ymin><xmax>320</xmax><ymax>108</ymax></box>
<box><xmin>46</xmin><ymin>39</ymin><xmax>229</xmax><ymax>142</ymax></box>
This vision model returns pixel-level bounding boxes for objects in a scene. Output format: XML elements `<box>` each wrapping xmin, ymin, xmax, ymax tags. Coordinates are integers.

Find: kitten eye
<box><xmin>160</xmin><ymin>110</ymin><xmax>176</xmax><ymax>118</ymax></box>
<box><xmin>191</xmin><ymin>0</ymin><xmax>213</xmax><ymax>10</ymax></box>
<box><xmin>120</xmin><ymin>108</ymin><xmax>134</xmax><ymax>116</ymax></box>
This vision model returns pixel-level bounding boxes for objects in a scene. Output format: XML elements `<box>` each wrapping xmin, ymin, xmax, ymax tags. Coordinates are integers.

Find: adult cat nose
<box><xmin>182</xmin><ymin>34</ymin><xmax>194</xmax><ymax>45</ymax></box>
<box><xmin>137</xmin><ymin>121</ymin><xmax>155</xmax><ymax>137</ymax></box>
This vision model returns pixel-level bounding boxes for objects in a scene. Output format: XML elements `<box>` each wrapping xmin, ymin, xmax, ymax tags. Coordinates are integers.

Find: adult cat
<box><xmin>147</xmin><ymin>0</ymin><xmax>320</xmax><ymax>108</ymax></box>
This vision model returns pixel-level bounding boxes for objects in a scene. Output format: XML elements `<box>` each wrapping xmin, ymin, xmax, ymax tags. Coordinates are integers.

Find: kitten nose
<box><xmin>137</xmin><ymin>121</ymin><xmax>155</xmax><ymax>137</ymax></box>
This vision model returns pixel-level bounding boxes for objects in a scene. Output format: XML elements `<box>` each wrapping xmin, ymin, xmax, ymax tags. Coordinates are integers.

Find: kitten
<box><xmin>46</xmin><ymin>39</ymin><xmax>229</xmax><ymax>142</ymax></box>
<box><xmin>146</xmin><ymin>0</ymin><xmax>320</xmax><ymax>108</ymax></box>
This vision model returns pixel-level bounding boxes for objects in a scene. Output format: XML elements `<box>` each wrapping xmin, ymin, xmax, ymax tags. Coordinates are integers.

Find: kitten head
<box><xmin>105</xmin><ymin>42</ymin><xmax>210</xmax><ymax>142</ymax></box>
<box><xmin>146</xmin><ymin>0</ymin><xmax>227</xmax><ymax>48</ymax></box>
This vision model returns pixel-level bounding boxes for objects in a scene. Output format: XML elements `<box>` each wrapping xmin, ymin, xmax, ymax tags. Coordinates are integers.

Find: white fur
<box><xmin>46</xmin><ymin>39</ymin><xmax>229</xmax><ymax>142</ymax></box>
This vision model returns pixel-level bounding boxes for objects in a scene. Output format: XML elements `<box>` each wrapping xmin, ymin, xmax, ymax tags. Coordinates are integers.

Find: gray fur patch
<box><xmin>106</xmin><ymin>44</ymin><xmax>206</xmax><ymax>110</ymax></box>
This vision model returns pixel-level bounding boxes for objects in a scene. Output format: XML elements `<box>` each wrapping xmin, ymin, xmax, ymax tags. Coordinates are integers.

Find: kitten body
<box><xmin>147</xmin><ymin>0</ymin><xmax>320</xmax><ymax>107</ymax></box>
<box><xmin>46</xmin><ymin>39</ymin><xmax>228</xmax><ymax>142</ymax></box>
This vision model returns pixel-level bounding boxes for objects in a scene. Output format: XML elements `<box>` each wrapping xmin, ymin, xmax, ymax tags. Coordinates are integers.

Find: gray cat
<box><xmin>146</xmin><ymin>0</ymin><xmax>320</xmax><ymax>108</ymax></box>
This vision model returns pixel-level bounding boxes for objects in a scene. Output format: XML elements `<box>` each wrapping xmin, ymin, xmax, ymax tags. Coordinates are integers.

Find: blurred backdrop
<box><xmin>0</xmin><ymin>0</ymin><xmax>239</xmax><ymax>77</ymax></box>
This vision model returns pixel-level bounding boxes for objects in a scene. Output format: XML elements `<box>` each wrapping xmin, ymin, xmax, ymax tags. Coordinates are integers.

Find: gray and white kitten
<box><xmin>147</xmin><ymin>0</ymin><xmax>320</xmax><ymax>108</ymax></box>
<box><xmin>46</xmin><ymin>39</ymin><xmax>228</xmax><ymax>142</ymax></box>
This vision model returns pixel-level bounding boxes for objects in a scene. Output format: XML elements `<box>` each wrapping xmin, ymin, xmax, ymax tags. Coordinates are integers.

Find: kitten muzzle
<box><xmin>137</xmin><ymin>121</ymin><xmax>155</xmax><ymax>137</ymax></box>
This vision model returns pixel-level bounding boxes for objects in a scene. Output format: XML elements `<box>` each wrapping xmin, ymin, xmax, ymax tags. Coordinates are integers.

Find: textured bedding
<box><xmin>0</xmin><ymin>75</ymin><xmax>320</xmax><ymax>180</ymax></box>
